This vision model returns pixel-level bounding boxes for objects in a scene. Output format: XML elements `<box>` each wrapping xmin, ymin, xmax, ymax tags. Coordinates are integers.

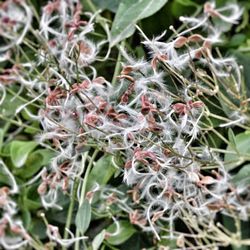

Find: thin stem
<box><xmin>79</xmin><ymin>149</ymin><xmax>99</xmax><ymax>205</ymax></box>
<box><xmin>62</xmin><ymin>178</ymin><xmax>80</xmax><ymax>250</ymax></box>
<box><xmin>6</xmin><ymin>88</ymin><xmax>42</xmax><ymax>109</ymax></box>
<box><xmin>111</xmin><ymin>44</ymin><xmax>123</xmax><ymax>85</ymax></box>
<box><xmin>0</xmin><ymin>114</ymin><xmax>41</xmax><ymax>132</ymax></box>
<box><xmin>74</xmin><ymin>149</ymin><xmax>99</xmax><ymax>250</ymax></box>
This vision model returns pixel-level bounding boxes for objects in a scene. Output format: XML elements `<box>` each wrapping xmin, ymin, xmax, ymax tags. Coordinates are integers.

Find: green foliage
<box><xmin>86</xmin><ymin>155</ymin><xmax>117</xmax><ymax>191</ymax></box>
<box><xmin>14</xmin><ymin>149</ymin><xmax>55</xmax><ymax>178</ymax></box>
<box><xmin>225</xmin><ymin>131</ymin><xmax>250</xmax><ymax>170</ymax></box>
<box><xmin>110</xmin><ymin>0</ymin><xmax>168</xmax><ymax>46</ymax></box>
<box><xmin>106</xmin><ymin>220</ymin><xmax>136</xmax><ymax>245</ymax></box>
<box><xmin>92</xmin><ymin>229</ymin><xmax>106</xmax><ymax>250</ymax></box>
<box><xmin>10</xmin><ymin>141</ymin><xmax>38</xmax><ymax>168</ymax></box>
<box><xmin>75</xmin><ymin>199</ymin><xmax>92</xmax><ymax>234</ymax></box>
<box><xmin>0</xmin><ymin>92</ymin><xmax>25</xmax><ymax>117</ymax></box>
<box><xmin>92</xmin><ymin>0</ymin><xmax>121</xmax><ymax>12</ymax></box>
<box><xmin>232</xmin><ymin>164</ymin><xmax>250</xmax><ymax>185</ymax></box>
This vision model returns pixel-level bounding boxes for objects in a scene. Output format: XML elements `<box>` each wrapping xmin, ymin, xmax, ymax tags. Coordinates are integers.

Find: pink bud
<box><xmin>37</xmin><ymin>182</ymin><xmax>47</xmax><ymax>195</ymax></box>
<box><xmin>199</xmin><ymin>176</ymin><xmax>216</xmax><ymax>185</ymax></box>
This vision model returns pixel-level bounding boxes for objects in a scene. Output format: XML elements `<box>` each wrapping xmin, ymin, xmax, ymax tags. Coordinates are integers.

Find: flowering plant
<box><xmin>0</xmin><ymin>0</ymin><xmax>250</xmax><ymax>249</ymax></box>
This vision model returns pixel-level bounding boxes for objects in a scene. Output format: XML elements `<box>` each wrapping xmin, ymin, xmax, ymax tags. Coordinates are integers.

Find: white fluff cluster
<box><xmin>0</xmin><ymin>0</ymin><xmax>249</xmax><ymax>248</ymax></box>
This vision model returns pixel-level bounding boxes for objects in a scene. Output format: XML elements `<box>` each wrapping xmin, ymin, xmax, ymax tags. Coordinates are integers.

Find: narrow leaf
<box><xmin>228</xmin><ymin>128</ymin><xmax>237</xmax><ymax>151</ymax></box>
<box><xmin>92</xmin><ymin>229</ymin><xmax>106</xmax><ymax>250</ymax></box>
<box><xmin>75</xmin><ymin>199</ymin><xmax>91</xmax><ymax>234</ymax></box>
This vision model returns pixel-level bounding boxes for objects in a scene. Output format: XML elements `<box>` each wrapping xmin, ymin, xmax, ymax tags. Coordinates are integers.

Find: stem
<box><xmin>84</xmin><ymin>0</ymin><xmax>108</xmax><ymax>32</ymax></box>
<box><xmin>85</xmin><ymin>0</ymin><xmax>97</xmax><ymax>12</ymax></box>
<box><xmin>62</xmin><ymin>179</ymin><xmax>80</xmax><ymax>250</ymax></box>
<box><xmin>111</xmin><ymin>44</ymin><xmax>123</xmax><ymax>85</ymax></box>
<box><xmin>79</xmin><ymin>149</ymin><xmax>99</xmax><ymax>205</ymax></box>
<box><xmin>29</xmin><ymin>239</ymin><xmax>46</xmax><ymax>250</ymax></box>
<box><xmin>0</xmin><ymin>114</ymin><xmax>41</xmax><ymax>132</ymax></box>
<box><xmin>74</xmin><ymin>149</ymin><xmax>99</xmax><ymax>250</ymax></box>
<box><xmin>238</xmin><ymin>239</ymin><xmax>250</xmax><ymax>245</ymax></box>
<box><xmin>6</xmin><ymin>88</ymin><xmax>42</xmax><ymax>109</ymax></box>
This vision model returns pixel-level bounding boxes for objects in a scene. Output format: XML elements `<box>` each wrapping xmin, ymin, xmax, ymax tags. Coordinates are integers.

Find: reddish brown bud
<box><xmin>121</xmin><ymin>65</ymin><xmax>134</xmax><ymax>75</ymax></box>
<box><xmin>93</xmin><ymin>77</ymin><xmax>106</xmax><ymax>85</ymax></box>
<box><xmin>188</xmin><ymin>100</ymin><xmax>203</xmax><ymax>109</ymax></box>
<box><xmin>172</xmin><ymin>103</ymin><xmax>187</xmax><ymax>115</ymax></box>
<box><xmin>188</xmin><ymin>34</ymin><xmax>204</xmax><ymax>43</ymax></box>
<box><xmin>174</xmin><ymin>36</ymin><xmax>188</xmax><ymax>48</ymax></box>
<box><xmin>117</xmin><ymin>74</ymin><xmax>134</xmax><ymax>82</ymax></box>
<box><xmin>202</xmin><ymin>40</ymin><xmax>212</xmax><ymax>50</ymax></box>
<box><xmin>10</xmin><ymin>225</ymin><xmax>22</xmax><ymax>234</ymax></box>
<box><xmin>152</xmin><ymin>211</ymin><xmax>164</xmax><ymax>223</ymax></box>
<box><xmin>124</xmin><ymin>160</ymin><xmax>132</xmax><ymax>169</ymax></box>
<box><xmin>194</xmin><ymin>49</ymin><xmax>203</xmax><ymax>59</ymax></box>
<box><xmin>79</xmin><ymin>41</ymin><xmax>92</xmax><ymax>55</ymax></box>
<box><xmin>129</xmin><ymin>210</ymin><xmax>147</xmax><ymax>226</ymax></box>
<box><xmin>141</xmin><ymin>95</ymin><xmax>157</xmax><ymax>115</ymax></box>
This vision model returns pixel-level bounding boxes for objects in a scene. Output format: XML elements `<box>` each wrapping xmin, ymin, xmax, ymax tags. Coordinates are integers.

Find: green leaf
<box><xmin>75</xmin><ymin>199</ymin><xmax>91</xmax><ymax>234</ymax></box>
<box><xmin>226</xmin><ymin>34</ymin><xmax>246</xmax><ymax>48</ymax></box>
<box><xmin>92</xmin><ymin>229</ymin><xmax>106</xmax><ymax>250</ymax></box>
<box><xmin>232</xmin><ymin>164</ymin><xmax>250</xmax><ymax>185</ymax></box>
<box><xmin>171</xmin><ymin>0</ymin><xmax>198</xmax><ymax>18</ymax></box>
<box><xmin>92</xmin><ymin>0</ymin><xmax>121</xmax><ymax>12</ymax></box>
<box><xmin>46</xmin><ymin>192</ymin><xmax>70</xmax><ymax>224</ymax></box>
<box><xmin>228</xmin><ymin>128</ymin><xmax>238</xmax><ymax>152</ymax></box>
<box><xmin>2</xmin><ymin>142</ymin><xmax>11</xmax><ymax>156</ymax></box>
<box><xmin>0</xmin><ymin>160</ymin><xmax>14</xmax><ymax>186</ymax></box>
<box><xmin>24</xmin><ymin>121</ymin><xmax>40</xmax><ymax>135</ymax></box>
<box><xmin>24</xmin><ymin>198</ymin><xmax>41</xmax><ymax>210</ymax></box>
<box><xmin>30</xmin><ymin>218</ymin><xmax>47</xmax><ymax>240</ymax></box>
<box><xmin>10</xmin><ymin>141</ymin><xmax>38</xmax><ymax>168</ymax></box>
<box><xmin>175</xmin><ymin>0</ymin><xmax>198</xmax><ymax>7</ymax></box>
<box><xmin>110</xmin><ymin>0</ymin><xmax>167</xmax><ymax>47</ymax></box>
<box><xmin>106</xmin><ymin>220</ymin><xmax>136</xmax><ymax>245</ymax></box>
<box><xmin>0</xmin><ymin>92</ymin><xmax>25</xmax><ymax>117</ymax></box>
<box><xmin>22</xmin><ymin>209</ymin><xmax>31</xmax><ymax>229</ymax></box>
<box><xmin>0</xmin><ymin>129</ymin><xmax>4</xmax><ymax>152</ymax></box>
<box><xmin>236</xmin><ymin>6</ymin><xmax>249</xmax><ymax>32</ymax></box>
<box><xmin>232</xmin><ymin>52</ymin><xmax>250</xmax><ymax>97</ymax></box>
<box><xmin>222</xmin><ymin>215</ymin><xmax>250</xmax><ymax>250</ymax></box>
<box><xmin>14</xmin><ymin>149</ymin><xmax>55</xmax><ymax>179</ymax></box>
<box><xmin>86</xmin><ymin>155</ymin><xmax>117</xmax><ymax>191</ymax></box>
<box><xmin>224</xmin><ymin>131</ymin><xmax>250</xmax><ymax>170</ymax></box>
<box><xmin>20</xmin><ymin>185</ymin><xmax>41</xmax><ymax>211</ymax></box>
